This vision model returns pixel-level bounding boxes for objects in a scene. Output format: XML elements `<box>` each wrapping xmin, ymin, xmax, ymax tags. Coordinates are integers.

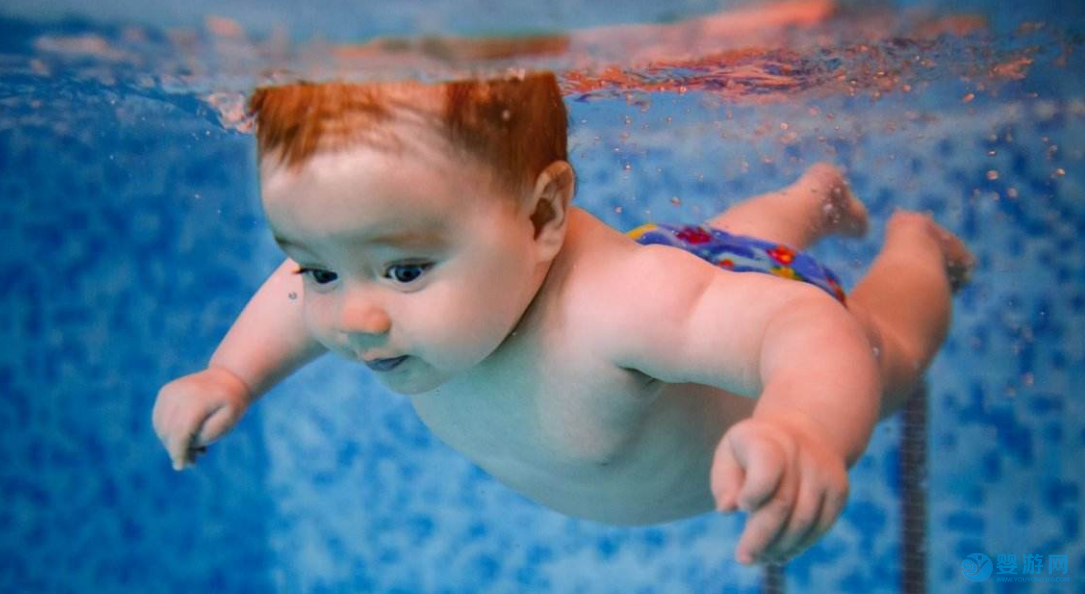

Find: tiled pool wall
<box><xmin>2</xmin><ymin>42</ymin><xmax>1083</xmax><ymax>594</ymax></box>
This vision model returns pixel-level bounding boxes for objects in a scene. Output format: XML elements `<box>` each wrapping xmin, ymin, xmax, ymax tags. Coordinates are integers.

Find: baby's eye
<box><xmin>384</xmin><ymin>263</ymin><xmax>432</xmax><ymax>284</ymax></box>
<box><xmin>295</xmin><ymin>267</ymin><xmax>339</xmax><ymax>285</ymax></box>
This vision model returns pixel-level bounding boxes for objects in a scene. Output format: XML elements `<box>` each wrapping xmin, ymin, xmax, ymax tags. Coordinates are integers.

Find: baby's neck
<box><xmin>500</xmin><ymin>207</ymin><xmax>586</xmax><ymax>345</ymax></box>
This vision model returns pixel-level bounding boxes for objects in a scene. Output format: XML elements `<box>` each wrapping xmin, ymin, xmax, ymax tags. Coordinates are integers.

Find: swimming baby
<box><xmin>152</xmin><ymin>72</ymin><xmax>973</xmax><ymax>565</ymax></box>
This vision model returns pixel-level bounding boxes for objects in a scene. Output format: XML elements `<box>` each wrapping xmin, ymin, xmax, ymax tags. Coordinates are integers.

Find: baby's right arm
<box><xmin>152</xmin><ymin>259</ymin><xmax>327</xmax><ymax>470</ymax></box>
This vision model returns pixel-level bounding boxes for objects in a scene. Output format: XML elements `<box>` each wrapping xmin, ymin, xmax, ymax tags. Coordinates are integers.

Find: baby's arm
<box><xmin>602</xmin><ymin>246</ymin><xmax>880</xmax><ymax>563</ymax></box>
<box><xmin>152</xmin><ymin>259</ymin><xmax>326</xmax><ymax>470</ymax></box>
<box><xmin>206</xmin><ymin>259</ymin><xmax>326</xmax><ymax>396</ymax></box>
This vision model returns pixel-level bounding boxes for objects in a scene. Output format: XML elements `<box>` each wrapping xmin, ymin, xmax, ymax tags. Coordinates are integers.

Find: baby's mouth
<box><xmin>364</xmin><ymin>356</ymin><xmax>408</xmax><ymax>372</ymax></box>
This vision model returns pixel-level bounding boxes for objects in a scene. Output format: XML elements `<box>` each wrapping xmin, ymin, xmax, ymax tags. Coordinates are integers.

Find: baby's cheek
<box><xmin>413</xmin><ymin>303</ymin><xmax>495</xmax><ymax>369</ymax></box>
<box><xmin>302</xmin><ymin>303</ymin><xmax>339</xmax><ymax>349</ymax></box>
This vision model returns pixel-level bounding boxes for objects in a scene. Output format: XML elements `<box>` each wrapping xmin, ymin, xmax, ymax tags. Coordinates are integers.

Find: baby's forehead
<box><xmin>253</xmin><ymin>81</ymin><xmax>449</xmax><ymax>169</ymax></box>
<box><xmin>258</xmin><ymin>123</ymin><xmax>493</xmax><ymax>187</ymax></box>
<box><xmin>258</xmin><ymin>132</ymin><xmax>507</xmax><ymax>227</ymax></box>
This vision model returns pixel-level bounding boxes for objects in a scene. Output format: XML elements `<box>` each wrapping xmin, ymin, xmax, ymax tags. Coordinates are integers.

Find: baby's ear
<box><xmin>528</xmin><ymin>161</ymin><xmax>575</xmax><ymax>258</ymax></box>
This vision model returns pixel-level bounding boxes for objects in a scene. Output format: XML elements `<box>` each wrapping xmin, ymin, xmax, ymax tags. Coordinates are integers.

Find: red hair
<box><xmin>248</xmin><ymin>72</ymin><xmax>568</xmax><ymax>194</ymax></box>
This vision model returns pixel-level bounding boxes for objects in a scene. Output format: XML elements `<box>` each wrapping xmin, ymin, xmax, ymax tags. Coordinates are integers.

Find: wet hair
<box><xmin>248</xmin><ymin>72</ymin><xmax>568</xmax><ymax>195</ymax></box>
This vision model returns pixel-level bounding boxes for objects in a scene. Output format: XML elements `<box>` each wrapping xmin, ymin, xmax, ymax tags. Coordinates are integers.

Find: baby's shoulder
<box><xmin>556</xmin><ymin>223</ymin><xmax>717</xmax><ymax>354</ymax></box>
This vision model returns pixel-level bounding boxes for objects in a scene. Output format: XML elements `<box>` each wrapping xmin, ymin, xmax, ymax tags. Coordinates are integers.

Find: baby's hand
<box><xmin>711</xmin><ymin>413</ymin><xmax>849</xmax><ymax>565</ymax></box>
<box><xmin>152</xmin><ymin>366</ymin><xmax>253</xmax><ymax>471</ymax></box>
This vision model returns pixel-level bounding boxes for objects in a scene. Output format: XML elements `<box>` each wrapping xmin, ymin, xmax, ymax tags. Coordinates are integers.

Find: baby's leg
<box><xmin>846</xmin><ymin>211</ymin><xmax>975</xmax><ymax>416</ymax></box>
<box><xmin>705</xmin><ymin>163</ymin><xmax>868</xmax><ymax>250</ymax></box>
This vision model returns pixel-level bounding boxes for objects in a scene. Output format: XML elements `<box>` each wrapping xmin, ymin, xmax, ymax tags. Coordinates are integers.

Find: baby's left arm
<box><xmin>599</xmin><ymin>245</ymin><xmax>881</xmax><ymax>564</ymax></box>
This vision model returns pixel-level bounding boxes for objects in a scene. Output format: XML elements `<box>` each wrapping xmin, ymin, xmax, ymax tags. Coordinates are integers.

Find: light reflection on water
<box><xmin>0</xmin><ymin>0</ymin><xmax>1076</xmax><ymax>135</ymax></box>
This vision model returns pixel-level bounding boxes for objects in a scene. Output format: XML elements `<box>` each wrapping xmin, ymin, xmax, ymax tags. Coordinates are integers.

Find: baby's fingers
<box><xmin>167</xmin><ymin>427</ymin><xmax>196</xmax><ymax>471</ymax></box>
<box><xmin>198</xmin><ymin>405</ymin><xmax>237</xmax><ymax>447</ymax></box>
<box><xmin>735</xmin><ymin>482</ymin><xmax>797</xmax><ymax>563</ymax></box>
<box><xmin>735</xmin><ymin>455</ymin><xmax>798</xmax><ymax>564</ymax></box>
<box><xmin>793</xmin><ymin>484</ymin><xmax>848</xmax><ymax>555</ymax></box>
<box><xmin>165</xmin><ymin>406</ymin><xmax>212</xmax><ymax>471</ymax></box>
<box><xmin>734</xmin><ymin>436</ymin><xmax>789</xmax><ymax>512</ymax></box>
<box><xmin>711</xmin><ymin>441</ymin><xmax>745</xmax><ymax>512</ymax></box>
<box><xmin>151</xmin><ymin>391</ymin><xmax>178</xmax><ymax>446</ymax></box>
<box><xmin>762</xmin><ymin>481</ymin><xmax>826</xmax><ymax>562</ymax></box>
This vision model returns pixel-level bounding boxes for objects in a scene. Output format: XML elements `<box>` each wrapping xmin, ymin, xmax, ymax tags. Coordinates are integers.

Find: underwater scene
<box><xmin>1</xmin><ymin>0</ymin><xmax>1082</xmax><ymax>592</ymax></box>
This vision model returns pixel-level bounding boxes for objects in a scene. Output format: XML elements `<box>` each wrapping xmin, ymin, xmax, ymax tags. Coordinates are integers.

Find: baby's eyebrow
<box><xmin>272</xmin><ymin>230</ymin><xmax>448</xmax><ymax>251</ymax></box>
<box><xmin>358</xmin><ymin>229</ymin><xmax>449</xmax><ymax>249</ymax></box>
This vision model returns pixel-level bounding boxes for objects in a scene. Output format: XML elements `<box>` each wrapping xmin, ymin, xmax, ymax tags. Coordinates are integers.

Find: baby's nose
<box><xmin>337</xmin><ymin>295</ymin><xmax>391</xmax><ymax>336</ymax></box>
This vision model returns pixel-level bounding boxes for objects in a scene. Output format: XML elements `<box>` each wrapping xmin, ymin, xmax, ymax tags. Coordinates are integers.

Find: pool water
<box><xmin>1</xmin><ymin>1</ymin><xmax>1082</xmax><ymax>593</ymax></box>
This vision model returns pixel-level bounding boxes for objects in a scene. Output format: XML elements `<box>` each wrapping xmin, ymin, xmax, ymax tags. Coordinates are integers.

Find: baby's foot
<box><xmin>801</xmin><ymin>163</ymin><xmax>869</xmax><ymax>238</ymax></box>
<box><xmin>887</xmin><ymin>211</ymin><xmax>976</xmax><ymax>292</ymax></box>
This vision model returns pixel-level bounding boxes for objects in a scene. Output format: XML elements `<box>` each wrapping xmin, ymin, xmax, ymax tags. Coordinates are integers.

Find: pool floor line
<box><xmin>762</xmin><ymin>563</ymin><xmax>786</xmax><ymax>594</ymax></box>
<box><xmin>901</xmin><ymin>382</ymin><xmax>928</xmax><ymax>594</ymax></box>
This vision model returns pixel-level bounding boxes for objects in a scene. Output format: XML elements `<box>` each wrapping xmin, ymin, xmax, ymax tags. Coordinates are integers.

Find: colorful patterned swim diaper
<box><xmin>627</xmin><ymin>223</ymin><xmax>847</xmax><ymax>304</ymax></box>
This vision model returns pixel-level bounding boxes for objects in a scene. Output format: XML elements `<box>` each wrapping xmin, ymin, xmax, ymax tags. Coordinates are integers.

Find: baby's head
<box><xmin>251</xmin><ymin>71</ymin><xmax>570</xmax><ymax>198</ymax></box>
<box><xmin>248</xmin><ymin>73</ymin><xmax>574</xmax><ymax>394</ymax></box>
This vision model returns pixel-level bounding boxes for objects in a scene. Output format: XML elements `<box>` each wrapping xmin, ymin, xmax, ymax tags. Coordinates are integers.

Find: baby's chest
<box><xmin>412</xmin><ymin>361</ymin><xmax>654</xmax><ymax>475</ymax></box>
<box><xmin>412</xmin><ymin>373</ymin><xmax>752</xmax><ymax>523</ymax></box>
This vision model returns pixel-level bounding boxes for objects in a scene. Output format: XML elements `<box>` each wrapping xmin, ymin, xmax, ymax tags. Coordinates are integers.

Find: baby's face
<box><xmin>260</xmin><ymin>136</ymin><xmax>543</xmax><ymax>395</ymax></box>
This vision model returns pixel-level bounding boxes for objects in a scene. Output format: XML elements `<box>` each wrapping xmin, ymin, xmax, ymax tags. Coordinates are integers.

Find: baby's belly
<box><xmin>421</xmin><ymin>382</ymin><xmax>756</xmax><ymax>526</ymax></box>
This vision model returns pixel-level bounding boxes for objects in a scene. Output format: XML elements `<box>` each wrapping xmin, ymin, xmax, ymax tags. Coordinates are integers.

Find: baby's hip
<box><xmin>627</xmin><ymin>223</ymin><xmax>847</xmax><ymax>304</ymax></box>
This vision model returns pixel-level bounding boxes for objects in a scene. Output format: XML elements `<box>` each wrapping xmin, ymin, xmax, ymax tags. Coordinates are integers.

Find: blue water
<box><xmin>1</xmin><ymin>1</ymin><xmax>1082</xmax><ymax>593</ymax></box>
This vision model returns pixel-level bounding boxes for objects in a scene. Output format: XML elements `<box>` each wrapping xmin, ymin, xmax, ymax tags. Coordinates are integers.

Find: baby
<box><xmin>152</xmin><ymin>72</ymin><xmax>973</xmax><ymax>565</ymax></box>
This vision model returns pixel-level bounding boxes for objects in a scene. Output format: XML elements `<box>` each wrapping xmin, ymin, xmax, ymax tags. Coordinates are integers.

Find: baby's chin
<box><xmin>381</xmin><ymin>378</ymin><xmax>443</xmax><ymax>396</ymax></box>
<box><xmin>374</xmin><ymin>359</ymin><xmax>452</xmax><ymax>395</ymax></box>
